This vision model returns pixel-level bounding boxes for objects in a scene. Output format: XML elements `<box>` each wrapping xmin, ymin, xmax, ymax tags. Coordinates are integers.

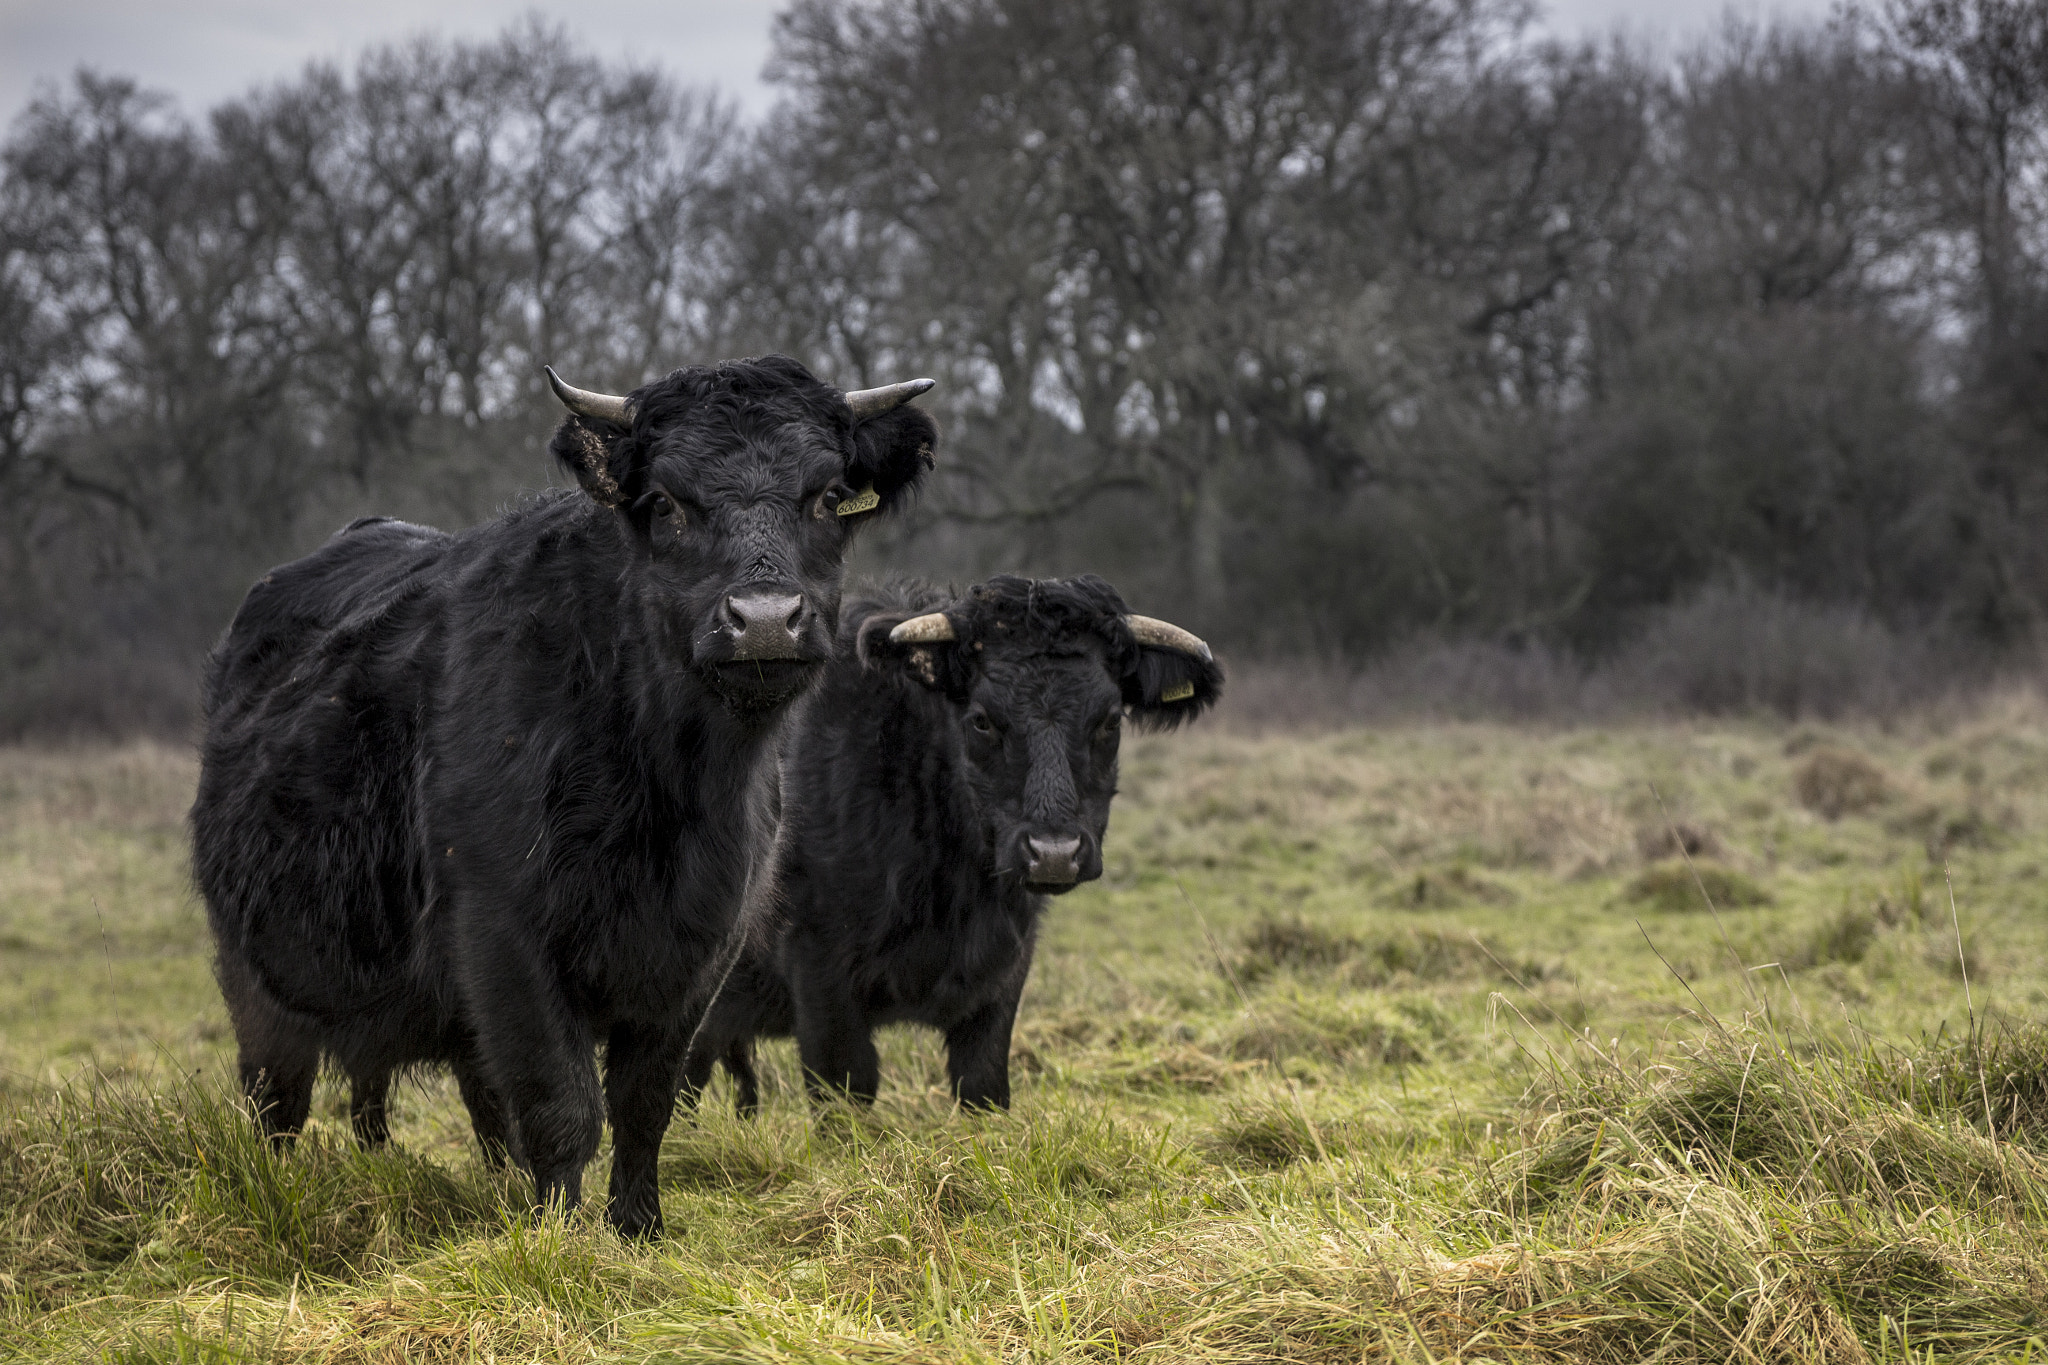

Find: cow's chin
<box><xmin>1020</xmin><ymin>870</ymin><xmax>1099</xmax><ymax>896</ymax></box>
<box><xmin>707</xmin><ymin>658</ymin><xmax>822</xmax><ymax>711</ymax></box>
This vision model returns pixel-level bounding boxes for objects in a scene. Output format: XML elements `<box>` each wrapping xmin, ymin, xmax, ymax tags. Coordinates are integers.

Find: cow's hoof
<box><xmin>607</xmin><ymin>1198</ymin><xmax>665</xmax><ymax>1240</ymax></box>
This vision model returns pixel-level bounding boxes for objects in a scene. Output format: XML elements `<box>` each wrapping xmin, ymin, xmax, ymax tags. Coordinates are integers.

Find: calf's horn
<box><xmin>1125</xmin><ymin>615</ymin><xmax>1212</xmax><ymax>662</ymax></box>
<box><xmin>845</xmin><ymin>377</ymin><xmax>936</xmax><ymax>419</ymax></box>
<box><xmin>545</xmin><ymin>366</ymin><xmax>633</xmax><ymax>426</ymax></box>
<box><xmin>889</xmin><ymin>612</ymin><xmax>956</xmax><ymax>644</ymax></box>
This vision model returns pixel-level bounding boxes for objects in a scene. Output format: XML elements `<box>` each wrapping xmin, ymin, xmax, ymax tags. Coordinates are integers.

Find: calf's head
<box><xmin>547</xmin><ymin>357</ymin><xmax>936</xmax><ymax>710</ymax></box>
<box><xmin>860</xmin><ymin>575</ymin><xmax>1222</xmax><ymax>892</ymax></box>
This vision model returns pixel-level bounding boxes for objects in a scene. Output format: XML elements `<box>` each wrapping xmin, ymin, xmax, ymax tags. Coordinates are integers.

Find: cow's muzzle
<box><xmin>707</xmin><ymin>591</ymin><xmax>825</xmax><ymax>708</ymax></box>
<box><xmin>724</xmin><ymin>592</ymin><xmax>810</xmax><ymax>661</ymax></box>
<box><xmin>1023</xmin><ymin>834</ymin><xmax>1086</xmax><ymax>891</ymax></box>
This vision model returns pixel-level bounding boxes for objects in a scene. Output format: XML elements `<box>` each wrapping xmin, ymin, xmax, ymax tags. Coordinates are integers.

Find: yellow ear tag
<box><xmin>837</xmin><ymin>484</ymin><xmax>880</xmax><ymax>516</ymax></box>
<box><xmin>1160</xmin><ymin>680</ymin><xmax>1195</xmax><ymax>703</ymax></box>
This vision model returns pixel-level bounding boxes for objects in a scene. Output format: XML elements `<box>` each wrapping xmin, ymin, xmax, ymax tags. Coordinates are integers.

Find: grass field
<box><xmin>5</xmin><ymin>698</ymin><xmax>2048</xmax><ymax>1362</ymax></box>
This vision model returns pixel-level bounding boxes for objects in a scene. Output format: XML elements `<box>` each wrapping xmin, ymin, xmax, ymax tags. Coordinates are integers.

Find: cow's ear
<box><xmin>549</xmin><ymin>415</ymin><xmax>634</xmax><ymax>508</ymax></box>
<box><xmin>856</xmin><ymin>609</ymin><xmax>972</xmax><ymax>696</ymax></box>
<box><xmin>1121</xmin><ymin>636</ymin><xmax>1224</xmax><ymax>731</ymax></box>
<box><xmin>840</xmin><ymin>405</ymin><xmax>939</xmax><ymax>524</ymax></box>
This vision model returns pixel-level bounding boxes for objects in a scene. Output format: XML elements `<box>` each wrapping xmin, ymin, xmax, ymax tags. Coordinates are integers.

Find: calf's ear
<box><xmin>856</xmin><ymin>609</ymin><xmax>971</xmax><ymax>696</ymax></box>
<box><xmin>1121</xmin><ymin>631</ymin><xmax>1224</xmax><ymax>730</ymax></box>
<box><xmin>841</xmin><ymin>404</ymin><xmax>939</xmax><ymax>524</ymax></box>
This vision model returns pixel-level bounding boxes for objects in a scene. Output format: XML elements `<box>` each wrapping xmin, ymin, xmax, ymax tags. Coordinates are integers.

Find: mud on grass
<box><xmin>5</xmin><ymin>702</ymin><xmax>2048</xmax><ymax>1361</ymax></box>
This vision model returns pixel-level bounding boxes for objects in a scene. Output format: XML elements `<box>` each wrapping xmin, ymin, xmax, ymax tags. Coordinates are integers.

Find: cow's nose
<box><xmin>1024</xmin><ymin>835</ymin><xmax>1083</xmax><ymax>886</ymax></box>
<box><xmin>725</xmin><ymin>592</ymin><xmax>807</xmax><ymax>661</ymax></box>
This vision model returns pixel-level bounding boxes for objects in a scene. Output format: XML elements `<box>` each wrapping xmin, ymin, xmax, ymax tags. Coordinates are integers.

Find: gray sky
<box><xmin>1</xmin><ymin>0</ymin><xmax>1840</xmax><ymax>133</ymax></box>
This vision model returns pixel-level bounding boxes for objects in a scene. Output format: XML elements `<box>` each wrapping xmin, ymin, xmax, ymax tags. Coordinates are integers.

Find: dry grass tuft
<box><xmin>1793</xmin><ymin>746</ymin><xmax>1892</xmax><ymax>819</ymax></box>
<box><xmin>1220</xmin><ymin>993</ymin><xmax>1449</xmax><ymax>1068</ymax></box>
<box><xmin>1617</xmin><ymin>859</ymin><xmax>1773</xmax><ymax>913</ymax></box>
<box><xmin>1235</xmin><ymin>912</ymin><xmax>1557</xmax><ymax>992</ymax></box>
<box><xmin>1785</xmin><ymin>903</ymin><xmax>1883</xmax><ymax>970</ymax></box>
<box><xmin>1634</xmin><ymin>819</ymin><xmax>1721</xmax><ymax>862</ymax></box>
<box><xmin>1236</xmin><ymin>912</ymin><xmax>1360</xmax><ymax>978</ymax></box>
<box><xmin>1377</xmin><ymin>864</ymin><xmax>1516</xmax><ymax>909</ymax></box>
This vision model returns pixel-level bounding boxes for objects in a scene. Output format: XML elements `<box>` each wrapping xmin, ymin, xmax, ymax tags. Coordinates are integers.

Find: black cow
<box><xmin>191</xmin><ymin>356</ymin><xmax>937</xmax><ymax>1235</ymax></box>
<box><xmin>678</xmin><ymin>574</ymin><xmax>1221</xmax><ymax>1114</ymax></box>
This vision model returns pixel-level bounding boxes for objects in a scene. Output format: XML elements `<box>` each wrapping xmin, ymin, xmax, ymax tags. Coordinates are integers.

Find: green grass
<box><xmin>6</xmin><ymin>699</ymin><xmax>2048</xmax><ymax>1361</ymax></box>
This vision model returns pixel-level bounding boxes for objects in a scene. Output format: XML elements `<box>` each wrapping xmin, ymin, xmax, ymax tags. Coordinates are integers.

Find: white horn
<box><xmin>845</xmin><ymin>377</ymin><xmax>936</xmax><ymax>420</ymax></box>
<box><xmin>545</xmin><ymin>365</ymin><xmax>632</xmax><ymax>426</ymax></box>
<box><xmin>1125</xmin><ymin>615</ymin><xmax>1212</xmax><ymax>662</ymax></box>
<box><xmin>888</xmin><ymin>612</ymin><xmax>956</xmax><ymax>644</ymax></box>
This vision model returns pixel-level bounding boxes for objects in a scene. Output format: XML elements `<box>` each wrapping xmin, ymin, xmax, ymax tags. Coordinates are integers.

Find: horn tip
<box><xmin>888</xmin><ymin>612</ymin><xmax>956</xmax><ymax>644</ymax></box>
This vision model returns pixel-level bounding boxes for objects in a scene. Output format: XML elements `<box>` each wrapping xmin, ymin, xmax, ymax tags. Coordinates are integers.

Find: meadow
<box><xmin>5</xmin><ymin>696</ymin><xmax>2048</xmax><ymax>1362</ymax></box>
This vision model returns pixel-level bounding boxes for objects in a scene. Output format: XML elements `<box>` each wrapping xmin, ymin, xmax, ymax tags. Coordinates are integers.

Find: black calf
<box><xmin>682</xmin><ymin>574</ymin><xmax>1221</xmax><ymax>1112</ymax></box>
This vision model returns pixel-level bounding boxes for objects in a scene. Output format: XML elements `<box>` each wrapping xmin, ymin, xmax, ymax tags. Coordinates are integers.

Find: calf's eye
<box><xmin>968</xmin><ymin>711</ymin><xmax>995</xmax><ymax>735</ymax></box>
<box><xmin>648</xmin><ymin>493</ymin><xmax>679</xmax><ymax>524</ymax></box>
<box><xmin>811</xmin><ymin>488</ymin><xmax>843</xmax><ymax>521</ymax></box>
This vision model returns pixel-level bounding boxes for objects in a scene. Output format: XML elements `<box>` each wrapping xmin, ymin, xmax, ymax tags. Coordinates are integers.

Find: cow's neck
<box><xmin>629</xmin><ymin>656</ymin><xmax>783</xmax><ymax>796</ymax></box>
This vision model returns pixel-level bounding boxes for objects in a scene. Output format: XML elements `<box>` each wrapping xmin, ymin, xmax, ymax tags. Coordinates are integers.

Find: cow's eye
<box><xmin>1095</xmin><ymin>715</ymin><xmax>1121</xmax><ymax>743</ymax></box>
<box><xmin>647</xmin><ymin>492</ymin><xmax>680</xmax><ymax>524</ymax></box>
<box><xmin>811</xmin><ymin>487</ymin><xmax>843</xmax><ymax>521</ymax></box>
<box><xmin>967</xmin><ymin>709</ymin><xmax>996</xmax><ymax>736</ymax></box>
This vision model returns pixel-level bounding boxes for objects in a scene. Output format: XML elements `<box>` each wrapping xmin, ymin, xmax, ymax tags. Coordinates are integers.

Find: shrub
<box><xmin>1602</xmin><ymin>580</ymin><xmax>1944</xmax><ymax>719</ymax></box>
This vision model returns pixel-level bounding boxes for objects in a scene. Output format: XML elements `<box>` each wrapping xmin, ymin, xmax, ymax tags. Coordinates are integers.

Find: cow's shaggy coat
<box><xmin>192</xmin><ymin>356</ymin><xmax>935</xmax><ymax>1234</ymax></box>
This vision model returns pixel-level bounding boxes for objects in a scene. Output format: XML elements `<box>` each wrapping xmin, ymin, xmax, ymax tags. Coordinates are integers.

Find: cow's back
<box><xmin>193</xmin><ymin>516</ymin><xmax>453</xmax><ymax>1038</ymax></box>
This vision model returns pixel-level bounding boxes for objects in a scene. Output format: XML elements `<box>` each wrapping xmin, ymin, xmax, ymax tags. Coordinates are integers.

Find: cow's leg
<box><xmin>219</xmin><ymin>955</ymin><xmax>319</xmax><ymax>1146</ymax></box>
<box><xmin>602</xmin><ymin>1022</ymin><xmax>687</xmax><ymax>1238</ymax></box>
<box><xmin>239</xmin><ymin>1046</ymin><xmax>318</xmax><ymax>1147</ymax></box>
<box><xmin>946</xmin><ymin>991</ymin><xmax>1024</xmax><ymax>1111</ymax></box>
<box><xmin>797</xmin><ymin>1024</ymin><xmax>879</xmax><ymax>1106</ymax></box>
<box><xmin>350</xmin><ymin>1071</ymin><xmax>393</xmax><ymax>1147</ymax></box>
<box><xmin>463</xmin><ymin>945</ymin><xmax>601</xmax><ymax>1214</ymax></box>
<box><xmin>725</xmin><ymin>1038</ymin><xmax>761</xmax><ymax>1117</ymax></box>
<box><xmin>453</xmin><ymin>1051</ymin><xmax>513</xmax><ymax>1169</ymax></box>
<box><xmin>674</xmin><ymin>1004</ymin><xmax>745</xmax><ymax>1116</ymax></box>
<box><xmin>792</xmin><ymin>961</ymin><xmax>879</xmax><ymax>1105</ymax></box>
<box><xmin>677</xmin><ymin>1034</ymin><xmax>717</xmax><ymax>1115</ymax></box>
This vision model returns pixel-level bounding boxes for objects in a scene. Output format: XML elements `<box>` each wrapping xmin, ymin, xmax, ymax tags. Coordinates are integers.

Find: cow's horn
<box><xmin>889</xmin><ymin>612</ymin><xmax>956</xmax><ymax>644</ymax></box>
<box><xmin>845</xmin><ymin>377</ymin><xmax>936</xmax><ymax>420</ymax></box>
<box><xmin>545</xmin><ymin>365</ymin><xmax>632</xmax><ymax>426</ymax></box>
<box><xmin>1125</xmin><ymin>615</ymin><xmax>1212</xmax><ymax>662</ymax></box>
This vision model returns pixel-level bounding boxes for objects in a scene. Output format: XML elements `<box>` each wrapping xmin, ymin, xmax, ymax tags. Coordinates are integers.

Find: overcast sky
<box><xmin>1</xmin><ymin>0</ymin><xmax>1841</xmax><ymax>133</ymax></box>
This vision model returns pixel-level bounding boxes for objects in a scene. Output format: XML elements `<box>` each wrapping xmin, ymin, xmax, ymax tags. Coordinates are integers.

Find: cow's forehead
<box><xmin>648</xmin><ymin>417</ymin><xmax>845</xmax><ymax>496</ymax></box>
<box><xmin>976</xmin><ymin>645</ymin><xmax>1119</xmax><ymax>712</ymax></box>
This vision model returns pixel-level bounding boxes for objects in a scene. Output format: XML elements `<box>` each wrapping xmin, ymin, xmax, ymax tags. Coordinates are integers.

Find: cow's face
<box><xmin>862</xmin><ymin>576</ymin><xmax>1222</xmax><ymax>893</ymax></box>
<box><xmin>955</xmin><ymin>639</ymin><xmax>1123</xmax><ymax>892</ymax></box>
<box><xmin>549</xmin><ymin>357</ymin><xmax>936</xmax><ymax>711</ymax></box>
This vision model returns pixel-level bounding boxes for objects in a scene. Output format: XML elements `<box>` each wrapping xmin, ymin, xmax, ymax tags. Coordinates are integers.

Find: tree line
<box><xmin>2</xmin><ymin>0</ymin><xmax>2045</xmax><ymax>733</ymax></box>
